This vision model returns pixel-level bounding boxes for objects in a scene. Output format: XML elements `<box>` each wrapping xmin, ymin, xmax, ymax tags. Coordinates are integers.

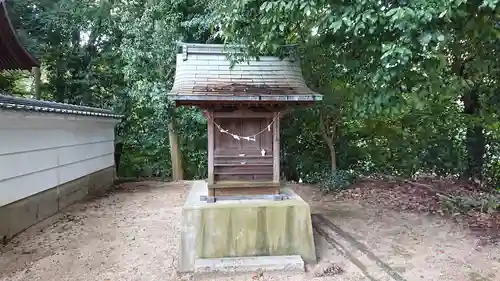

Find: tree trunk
<box><xmin>114</xmin><ymin>141</ymin><xmax>123</xmax><ymax>176</ymax></box>
<box><xmin>32</xmin><ymin>67</ymin><xmax>41</xmax><ymax>100</ymax></box>
<box><xmin>168</xmin><ymin>119</ymin><xmax>184</xmax><ymax>181</ymax></box>
<box><xmin>319</xmin><ymin>111</ymin><xmax>337</xmax><ymax>173</ymax></box>
<box><xmin>321</xmin><ymin>136</ymin><xmax>337</xmax><ymax>173</ymax></box>
<box><xmin>329</xmin><ymin>143</ymin><xmax>337</xmax><ymax>172</ymax></box>
<box><xmin>463</xmin><ymin>88</ymin><xmax>485</xmax><ymax>180</ymax></box>
<box><xmin>452</xmin><ymin>51</ymin><xmax>485</xmax><ymax>181</ymax></box>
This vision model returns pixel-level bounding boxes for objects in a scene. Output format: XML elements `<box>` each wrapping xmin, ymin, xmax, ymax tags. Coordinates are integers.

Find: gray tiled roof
<box><xmin>167</xmin><ymin>43</ymin><xmax>322</xmax><ymax>103</ymax></box>
<box><xmin>0</xmin><ymin>93</ymin><xmax>122</xmax><ymax>119</ymax></box>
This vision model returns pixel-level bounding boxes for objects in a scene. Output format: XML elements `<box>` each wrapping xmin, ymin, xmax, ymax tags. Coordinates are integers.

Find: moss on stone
<box><xmin>188</xmin><ymin>191</ymin><xmax>316</xmax><ymax>263</ymax></box>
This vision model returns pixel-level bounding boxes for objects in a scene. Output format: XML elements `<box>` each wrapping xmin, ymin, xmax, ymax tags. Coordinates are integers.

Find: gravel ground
<box><xmin>0</xmin><ymin>182</ymin><xmax>314</xmax><ymax>281</ymax></box>
<box><xmin>0</xmin><ymin>181</ymin><xmax>498</xmax><ymax>281</ymax></box>
<box><xmin>0</xmin><ymin>181</ymin><xmax>188</xmax><ymax>281</ymax></box>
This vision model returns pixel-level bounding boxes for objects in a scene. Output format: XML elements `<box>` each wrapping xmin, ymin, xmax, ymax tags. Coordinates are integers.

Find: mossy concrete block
<box><xmin>179</xmin><ymin>181</ymin><xmax>316</xmax><ymax>273</ymax></box>
<box><xmin>0</xmin><ymin>166</ymin><xmax>115</xmax><ymax>242</ymax></box>
<box><xmin>35</xmin><ymin>187</ymin><xmax>59</xmax><ymax>221</ymax></box>
<box><xmin>0</xmin><ymin>195</ymin><xmax>38</xmax><ymax>240</ymax></box>
<box><xmin>88</xmin><ymin>167</ymin><xmax>115</xmax><ymax>195</ymax></box>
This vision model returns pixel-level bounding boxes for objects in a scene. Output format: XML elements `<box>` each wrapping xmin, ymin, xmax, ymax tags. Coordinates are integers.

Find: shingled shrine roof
<box><xmin>167</xmin><ymin>43</ymin><xmax>322</xmax><ymax>105</ymax></box>
<box><xmin>0</xmin><ymin>0</ymin><xmax>39</xmax><ymax>71</ymax></box>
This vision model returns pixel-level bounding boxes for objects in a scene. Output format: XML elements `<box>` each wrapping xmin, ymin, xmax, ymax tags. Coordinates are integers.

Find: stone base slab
<box><xmin>0</xmin><ymin>166</ymin><xmax>115</xmax><ymax>243</ymax></box>
<box><xmin>179</xmin><ymin>181</ymin><xmax>316</xmax><ymax>273</ymax></box>
<box><xmin>195</xmin><ymin>255</ymin><xmax>305</xmax><ymax>274</ymax></box>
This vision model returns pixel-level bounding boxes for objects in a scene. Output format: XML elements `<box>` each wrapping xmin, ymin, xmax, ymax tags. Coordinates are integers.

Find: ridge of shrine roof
<box><xmin>167</xmin><ymin>42</ymin><xmax>322</xmax><ymax>106</ymax></box>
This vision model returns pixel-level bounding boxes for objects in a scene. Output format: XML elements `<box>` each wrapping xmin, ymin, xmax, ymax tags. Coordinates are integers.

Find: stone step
<box><xmin>194</xmin><ymin>255</ymin><xmax>305</xmax><ymax>274</ymax></box>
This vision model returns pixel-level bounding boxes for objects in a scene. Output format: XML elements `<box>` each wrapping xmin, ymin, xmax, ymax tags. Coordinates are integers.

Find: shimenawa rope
<box><xmin>205</xmin><ymin>112</ymin><xmax>280</xmax><ymax>141</ymax></box>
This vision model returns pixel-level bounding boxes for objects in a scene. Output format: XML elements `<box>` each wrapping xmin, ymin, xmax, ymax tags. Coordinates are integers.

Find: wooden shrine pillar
<box><xmin>206</xmin><ymin>110</ymin><xmax>215</xmax><ymax>197</ymax></box>
<box><xmin>273</xmin><ymin>111</ymin><xmax>280</xmax><ymax>185</ymax></box>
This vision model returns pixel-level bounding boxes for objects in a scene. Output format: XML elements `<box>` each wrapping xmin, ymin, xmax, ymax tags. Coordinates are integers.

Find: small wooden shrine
<box><xmin>167</xmin><ymin>43</ymin><xmax>322</xmax><ymax>201</ymax></box>
<box><xmin>0</xmin><ymin>0</ymin><xmax>39</xmax><ymax>70</ymax></box>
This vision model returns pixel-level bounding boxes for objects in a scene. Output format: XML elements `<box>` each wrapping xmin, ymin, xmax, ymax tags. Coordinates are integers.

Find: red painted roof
<box><xmin>0</xmin><ymin>0</ymin><xmax>39</xmax><ymax>71</ymax></box>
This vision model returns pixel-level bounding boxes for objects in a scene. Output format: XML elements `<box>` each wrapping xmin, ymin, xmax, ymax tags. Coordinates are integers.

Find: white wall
<box><xmin>0</xmin><ymin>109</ymin><xmax>120</xmax><ymax>207</ymax></box>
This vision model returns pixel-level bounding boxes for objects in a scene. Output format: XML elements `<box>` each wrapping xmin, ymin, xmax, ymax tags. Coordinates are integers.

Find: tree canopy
<box><xmin>2</xmin><ymin>0</ymin><xmax>499</xmax><ymax>189</ymax></box>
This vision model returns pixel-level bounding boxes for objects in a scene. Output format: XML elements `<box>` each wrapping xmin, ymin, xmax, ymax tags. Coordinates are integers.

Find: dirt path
<box><xmin>293</xmin><ymin>184</ymin><xmax>500</xmax><ymax>281</ymax></box>
<box><xmin>0</xmin><ymin>181</ymin><xmax>188</xmax><ymax>281</ymax></box>
<box><xmin>0</xmin><ymin>181</ymin><xmax>498</xmax><ymax>281</ymax></box>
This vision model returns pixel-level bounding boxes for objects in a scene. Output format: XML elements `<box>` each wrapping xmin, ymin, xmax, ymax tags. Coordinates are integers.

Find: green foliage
<box><xmin>308</xmin><ymin>169</ymin><xmax>358</xmax><ymax>193</ymax></box>
<box><xmin>176</xmin><ymin>106</ymin><xmax>208</xmax><ymax>179</ymax></box>
<box><xmin>115</xmin><ymin>0</ymin><xmax>216</xmax><ymax>179</ymax></box>
<box><xmin>0</xmin><ymin>70</ymin><xmax>32</xmax><ymax>96</ymax></box>
<box><xmin>115</xmin><ymin>85</ymin><xmax>171</xmax><ymax>178</ymax></box>
<box><xmin>3</xmin><ymin>0</ymin><xmax>216</xmax><ymax>180</ymax></box>
<box><xmin>440</xmin><ymin>193</ymin><xmax>500</xmax><ymax>215</ymax></box>
<box><xmin>484</xmin><ymin>133</ymin><xmax>500</xmax><ymax>188</ymax></box>
<box><xmin>212</xmin><ymin>0</ymin><xmax>500</xmax><ymax>187</ymax></box>
<box><xmin>2</xmin><ymin>0</ymin><xmax>499</xmax><ymax>190</ymax></box>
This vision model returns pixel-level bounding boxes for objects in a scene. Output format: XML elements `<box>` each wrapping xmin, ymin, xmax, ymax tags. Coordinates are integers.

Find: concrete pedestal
<box><xmin>179</xmin><ymin>181</ymin><xmax>316</xmax><ymax>273</ymax></box>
